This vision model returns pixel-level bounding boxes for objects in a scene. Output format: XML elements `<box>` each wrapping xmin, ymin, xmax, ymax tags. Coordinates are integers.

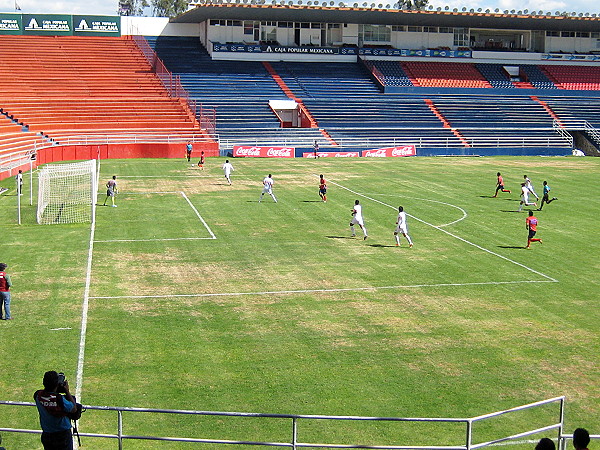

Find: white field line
<box><xmin>95</xmin><ymin>237</ymin><xmax>216</xmax><ymax>243</ymax></box>
<box><xmin>328</xmin><ymin>180</ymin><xmax>558</xmax><ymax>283</ymax></box>
<box><xmin>89</xmin><ymin>280</ymin><xmax>556</xmax><ymax>300</ymax></box>
<box><xmin>367</xmin><ymin>193</ymin><xmax>468</xmax><ymax>228</ymax></box>
<box><xmin>94</xmin><ymin>191</ymin><xmax>216</xmax><ymax>243</ymax></box>
<box><xmin>75</xmin><ymin>209</ymin><xmax>96</xmax><ymax>403</ymax></box>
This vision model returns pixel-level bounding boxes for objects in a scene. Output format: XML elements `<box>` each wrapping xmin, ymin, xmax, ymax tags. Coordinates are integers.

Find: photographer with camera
<box><xmin>34</xmin><ymin>371</ymin><xmax>77</xmax><ymax>449</ymax></box>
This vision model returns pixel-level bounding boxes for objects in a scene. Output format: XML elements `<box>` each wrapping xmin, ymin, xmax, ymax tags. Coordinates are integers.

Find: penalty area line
<box><xmin>328</xmin><ymin>180</ymin><xmax>558</xmax><ymax>283</ymax></box>
<box><xmin>89</xmin><ymin>279</ymin><xmax>556</xmax><ymax>300</ymax></box>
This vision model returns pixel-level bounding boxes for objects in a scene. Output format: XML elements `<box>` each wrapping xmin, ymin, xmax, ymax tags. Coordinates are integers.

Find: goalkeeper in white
<box><xmin>394</xmin><ymin>206</ymin><xmax>413</xmax><ymax>247</ymax></box>
<box><xmin>103</xmin><ymin>175</ymin><xmax>118</xmax><ymax>207</ymax></box>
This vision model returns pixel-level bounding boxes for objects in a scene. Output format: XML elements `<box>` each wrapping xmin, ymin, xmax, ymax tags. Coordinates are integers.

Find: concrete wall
<box><xmin>121</xmin><ymin>16</ymin><xmax>200</xmax><ymax>36</ymax></box>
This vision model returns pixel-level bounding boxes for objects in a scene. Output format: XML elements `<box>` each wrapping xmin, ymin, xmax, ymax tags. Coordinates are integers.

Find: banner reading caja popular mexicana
<box><xmin>0</xmin><ymin>13</ymin><xmax>120</xmax><ymax>36</ymax></box>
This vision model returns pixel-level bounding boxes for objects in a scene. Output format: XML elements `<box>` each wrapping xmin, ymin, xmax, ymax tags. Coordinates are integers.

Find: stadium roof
<box><xmin>171</xmin><ymin>3</ymin><xmax>600</xmax><ymax>32</ymax></box>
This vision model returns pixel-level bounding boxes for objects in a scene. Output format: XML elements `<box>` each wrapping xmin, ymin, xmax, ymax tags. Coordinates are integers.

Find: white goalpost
<box><xmin>37</xmin><ymin>160</ymin><xmax>99</xmax><ymax>225</ymax></box>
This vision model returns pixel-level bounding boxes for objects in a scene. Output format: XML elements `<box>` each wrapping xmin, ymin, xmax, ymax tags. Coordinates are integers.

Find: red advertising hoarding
<box><xmin>362</xmin><ymin>145</ymin><xmax>416</xmax><ymax>157</ymax></box>
<box><xmin>302</xmin><ymin>151</ymin><xmax>360</xmax><ymax>158</ymax></box>
<box><xmin>233</xmin><ymin>146</ymin><xmax>294</xmax><ymax>158</ymax></box>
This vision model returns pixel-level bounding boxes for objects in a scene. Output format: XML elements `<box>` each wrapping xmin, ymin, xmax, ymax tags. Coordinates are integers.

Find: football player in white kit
<box><xmin>222</xmin><ymin>160</ymin><xmax>234</xmax><ymax>185</ymax></box>
<box><xmin>259</xmin><ymin>174</ymin><xmax>277</xmax><ymax>203</ymax></box>
<box><xmin>350</xmin><ymin>199</ymin><xmax>368</xmax><ymax>240</ymax></box>
<box><xmin>394</xmin><ymin>206</ymin><xmax>413</xmax><ymax>248</ymax></box>
<box><xmin>518</xmin><ymin>183</ymin><xmax>537</xmax><ymax>212</ymax></box>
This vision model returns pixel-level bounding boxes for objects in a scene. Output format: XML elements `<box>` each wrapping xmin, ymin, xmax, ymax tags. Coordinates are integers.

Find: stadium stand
<box><xmin>0</xmin><ymin>34</ymin><xmax>213</xmax><ymax>173</ymax></box>
<box><xmin>475</xmin><ymin>64</ymin><xmax>516</xmax><ymax>89</ymax></box>
<box><xmin>541</xmin><ymin>65</ymin><xmax>600</xmax><ymax>90</ymax></box>
<box><xmin>429</xmin><ymin>95</ymin><xmax>565</xmax><ymax>146</ymax></box>
<box><xmin>146</xmin><ymin>36</ymin><xmax>579</xmax><ymax>154</ymax></box>
<box><xmin>147</xmin><ymin>36</ymin><xmax>327</xmax><ymax>151</ymax></box>
<box><xmin>362</xmin><ymin>60</ymin><xmax>414</xmax><ymax>87</ymax></box>
<box><xmin>519</xmin><ymin>65</ymin><xmax>558</xmax><ymax>89</ymax></box>
<box><xmin>401</xmin><ymin>62</ymin><xmax>493</xmax><ymax>89</ymax></box>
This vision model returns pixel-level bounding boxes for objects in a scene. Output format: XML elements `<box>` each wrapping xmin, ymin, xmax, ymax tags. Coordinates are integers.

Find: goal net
<box><xmin>37</xmin><ymin>160</ymin><xmax>98</xmax><ymax>224</ymax></box>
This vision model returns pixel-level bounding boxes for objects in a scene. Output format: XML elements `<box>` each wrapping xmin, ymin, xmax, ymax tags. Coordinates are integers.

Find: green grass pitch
<box><xmin>0</xmin><ymin>156</ymin><xmax>598</xmax><ymax>449</ymax></box>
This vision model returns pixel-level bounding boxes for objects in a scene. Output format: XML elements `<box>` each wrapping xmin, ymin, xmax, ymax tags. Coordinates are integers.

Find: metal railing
<box><xmin>554</xmin><ymin>119</ymin><xmax>600</xmax><ymax>146</ymax></box>
<box><xmin>0</xmin><ymin>397</ymin><xmax>567</xmax><ymax>449</ymax></box>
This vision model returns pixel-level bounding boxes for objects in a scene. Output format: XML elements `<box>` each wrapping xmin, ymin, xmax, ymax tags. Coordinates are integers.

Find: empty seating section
<box><xmin>519</xmin><ymin>65</ymin><xmax>558</xmax><ymax>89</ymax></box>
<box><xmin>270</xmin><ymin>62</ymin><xmax>458</xmax><ymax>148</ymax></box>
<box><xmin>269</xmin><ymin>61</ymin><xmax>381</xmax><ymax>99</ymax></box>
<box><xmin>148</xmin><ymin>36</ymin><xmax>326</xmax><ymax>149</ymax></box>
<box><xmin>402</xmin><ymin>62</ymin><xmax>492</xmax><ymax>88</ymax></box>
<box><xmin>475</xmin><ymin>64</ymin><xmax>516</xmax><ymax>89</ymax></box>
<box><xmin>0</xmin><ymin>34</ymin><xmax>204</xmax><ymax>158</ymax></box>
<box><xmin>363</xmin><ymin>60</ymin><xmax>413</xmax><ymax>87</ymax></box>
<box><xmin>430</xmin><ymin>95</ymin><xmax>563</xmax><ymax>144</ymax></box>
<box><xmin>541</xmin><ymin>65</ymin><xmax>600</xmax><ymax>90</ymax></box>
<box><xmin>540</xmin><ymin>97</ymin><xmax>600</xmax><ymax>128</ymax></box>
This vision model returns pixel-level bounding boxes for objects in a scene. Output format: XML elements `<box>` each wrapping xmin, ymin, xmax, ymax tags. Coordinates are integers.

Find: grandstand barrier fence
<box><xmin>554</xmin><ymin>119</ymin><xmax>600</xmax><ymax>146</ymax></box>
<box><xmin>1</xmin><ymin>396</ymin><xmax>591</xmax><ymax>449</ymax></box>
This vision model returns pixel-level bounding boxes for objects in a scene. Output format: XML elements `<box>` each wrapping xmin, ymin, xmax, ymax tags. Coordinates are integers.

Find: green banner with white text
<box><xmin>0</xmin><ymin>13</ymin><xmax>120</xmax><ymax>36</ymax></box>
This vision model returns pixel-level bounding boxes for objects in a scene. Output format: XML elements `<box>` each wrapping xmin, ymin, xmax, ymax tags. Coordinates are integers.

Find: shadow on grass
<box><xmin>500</xmin><ymin>210</ymin><xmax>523</xmax><ymax>213</ymax></box>
<box><xmin>369</xmin><ymin>244</ymin><xmax>397</xmax><ymax>248</ymax></box>
<box><xmin>301</xmin><ymin>200</ymin><xmax>323</xmax><ymax>203</ymax></box>
<box><xmin>326</xmin><ymin>235</ymin><xmax>354</xmax><ymax>239</ymax></box>
<box><xmin>497</xmin><ymin>245</ymin><xmax>528</xmax><ymax>249</ymax></box>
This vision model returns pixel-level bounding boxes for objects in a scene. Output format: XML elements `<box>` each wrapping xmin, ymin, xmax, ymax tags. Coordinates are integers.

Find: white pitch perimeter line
<box><xmin>89</xmin><ymin>280</ymin><xmax>556</xmax><ymax>300</ymax></box>
<box><xmin>75</xmin><ymin>210</ymin><xmax>96</xmax><ymax>403</ymax></box>
<box><xmin>329</xmin><ymin>180</ymin><xmax>558</xmax><ymax>283</ymax></box>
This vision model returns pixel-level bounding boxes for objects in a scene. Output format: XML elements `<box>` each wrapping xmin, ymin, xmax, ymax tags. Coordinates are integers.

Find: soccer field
<box><xmin>0</xmin><ymin>156</ymin><xmax>598</xmax><ymax>449</ymax></box>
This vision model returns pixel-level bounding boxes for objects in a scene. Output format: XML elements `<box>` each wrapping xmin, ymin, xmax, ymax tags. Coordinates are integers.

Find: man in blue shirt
<box><xmin>34</xmin><ymin>371</ymin><xmax>76</xmax><ymax>450</ymax></box>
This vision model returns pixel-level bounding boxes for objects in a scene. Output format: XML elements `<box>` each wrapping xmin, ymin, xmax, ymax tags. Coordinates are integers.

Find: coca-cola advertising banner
<box><xmin>233</xmin><ymin>146</ymin><xmax>294</xmax><ymax>158</ymax></box>
<box><xmin>362</xmin><ymin>145</ymin><xmax>417</xmax><ymax>157</ymax></box>
<box><xmin>302</xmin><ymin>151</ymin><xmax>360</xmax><ymax>158</ymax></box>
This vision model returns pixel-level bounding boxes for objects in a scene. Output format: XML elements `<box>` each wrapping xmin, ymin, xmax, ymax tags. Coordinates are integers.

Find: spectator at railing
<box><xmin>573</xmin><ymin>428</ymin><xmax>590</xmax><ymax>450</ymax></box>
<box><xmin>536</xmin><ymin>438</ymin><xmax>556</xmax><ymax>450</ymax></box>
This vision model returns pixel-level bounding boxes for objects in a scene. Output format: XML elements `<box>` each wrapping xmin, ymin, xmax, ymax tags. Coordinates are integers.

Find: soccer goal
<box><xmin>37</xmin><ymin>160</ymin><xmax>98</xmax><ymax>225</ymax></box>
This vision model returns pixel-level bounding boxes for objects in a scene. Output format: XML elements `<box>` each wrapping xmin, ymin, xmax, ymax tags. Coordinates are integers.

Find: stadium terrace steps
<box><xmin>0</xmin><ymin>35</ymin><xmax>208</xmax><ymax>153</ymax></box>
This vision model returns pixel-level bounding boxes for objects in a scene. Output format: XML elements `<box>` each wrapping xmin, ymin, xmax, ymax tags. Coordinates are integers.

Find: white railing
<box><xmin>52</xmin><ymin>134</ymin><xmax>218</xmax><ymax>146</ymax></box>
<box><xmin>553</xmin><ymin>119</ymin><xmax>600</xmax><ymax>145</ymax></box>
<box><xmin>0</xmin><ymin>397</ymin><xmax>567</xmax><ymax>449</ymax></box>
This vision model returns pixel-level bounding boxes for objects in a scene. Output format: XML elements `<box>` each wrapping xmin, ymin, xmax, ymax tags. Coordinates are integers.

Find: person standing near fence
<box><xmin>0</xmin><ymin>263</ymin><xmax>12</xmax><ymax>320</ymax></box>
<box><xmin>34</xmin><ymin>371</ymin><xmax>76</xmax><ymax>450</ymax></box>
<box><xmin>15</xmin><ymin>170</ymin><xmax>23</xmax><ymax>196</ymax></box>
